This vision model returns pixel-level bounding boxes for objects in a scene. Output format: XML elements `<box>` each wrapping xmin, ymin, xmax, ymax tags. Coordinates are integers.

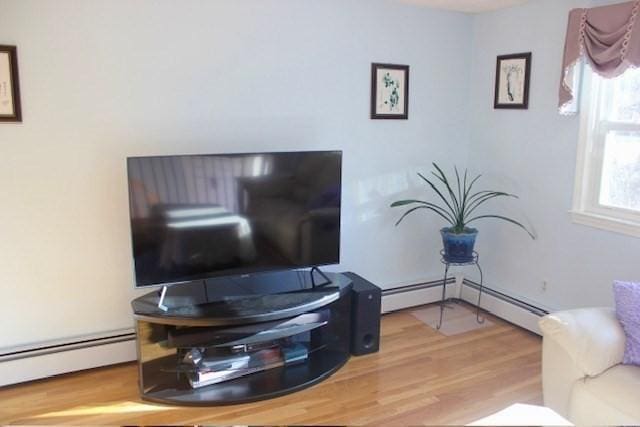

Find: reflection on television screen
<box><xmin>127</xmin><ymin>151</ymin><xmax>342</xmax><ymax>286</ymax></box>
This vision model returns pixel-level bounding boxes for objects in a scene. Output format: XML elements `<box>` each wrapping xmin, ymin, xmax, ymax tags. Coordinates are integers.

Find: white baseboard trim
<box><xmin>0</xmin><ymin>331</ymin><xmax>137</xmax><ymax>387</ymax></box>
<box><xmin>381</xmin><ymin>278</ymin><xmax>457</xmax><ymax>313</ymax></box>
<box><xmin>459</xmin><ymin>280</ymin><xmax>545</xmax><ymax>335</ymax></box>
<box><xmin>2</xmin><ymin>280</ymin><xmax>456</xmax><ymax>387</ymax></box>
<box><xmin>1</xmin><ymin>277</ymin><xmax>547</xmax><ymax>387</ymax></box>
<box><xmin>381</xmin><ymin>278</ymin><xmax>547</xmax><ymax>335</ymax></box>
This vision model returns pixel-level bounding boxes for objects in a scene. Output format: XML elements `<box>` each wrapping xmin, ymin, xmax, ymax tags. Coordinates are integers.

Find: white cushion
<box><xmin>569</xmin><ymin>364</ymin><xmax>640</xmax><ymax>425</ymax></box>
<box><xmin>541</xmin><ymin>335</ymin><xmax>584</xmax><ymax>417</ymax></box>
<box><xmin>538</xmin><ymin>307</ymin><xmax>625</xmax><ymax>376</ymax></box>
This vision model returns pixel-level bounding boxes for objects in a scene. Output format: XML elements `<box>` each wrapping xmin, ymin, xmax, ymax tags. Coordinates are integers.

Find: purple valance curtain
<box><xmin>559</xmin><ymin>0</ymin><xmax>640</xmax><ymax>114</ymax></box>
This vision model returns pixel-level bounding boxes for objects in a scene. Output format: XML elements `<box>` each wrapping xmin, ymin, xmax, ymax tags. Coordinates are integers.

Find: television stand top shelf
<box><xmin>132</xmin><ymin>270</ymin><xmax>353</xmax><ymax>327</ymax></box>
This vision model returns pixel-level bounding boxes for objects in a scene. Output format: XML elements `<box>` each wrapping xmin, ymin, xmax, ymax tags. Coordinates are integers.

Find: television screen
<box><xmin>127</xmin><ymin>151</ymin><xmax>342</xmax><ymax>287</ymax></box>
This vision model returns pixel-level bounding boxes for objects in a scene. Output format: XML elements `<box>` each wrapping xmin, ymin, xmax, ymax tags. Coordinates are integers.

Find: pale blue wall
<box><xmin>467</xmin><ymin>0</ymin><xmax>640</xmax><ymax>310</ymax></box>
<box><xmin>3</xmin><ymin>0</ymin><xmax>631</xmax><ymax>350</ymax></box>
<box><xmin>0</xmin><ymin>0</ymin><xmax>472</xmax><ymax>347</ymax></box>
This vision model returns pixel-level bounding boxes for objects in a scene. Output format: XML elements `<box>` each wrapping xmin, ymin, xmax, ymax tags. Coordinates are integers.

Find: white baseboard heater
<box><xmin>382</xmin><ymin>278</ymin><xmax>548</xmax><ymax>335</ymax></box>
<box><xmin>0</xmin><ymin>279</ymin><xmax>548</xmax><ymax>387</ymax></box>
<box><xmin>0</xmin><ymin>329</ymin><xmax>137</xmax><ymax>387</ymax></box>
<box><xmin>381</xmin><ymin>277</ymin><xmax>458</xmax><ymax>313</ymax></box>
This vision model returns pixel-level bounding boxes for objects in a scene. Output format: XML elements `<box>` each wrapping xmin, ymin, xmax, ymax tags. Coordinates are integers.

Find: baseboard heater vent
<box><xmin>0</xmin><ymin>329</ymin><xmax>137</xmax><ymax>387</ymax></box>
<box><xmin>0</xmin><ymin>329</ymin><xmax>136</xmax><ymax>363</ymax></box>
<box><xmin>381</xmin><ymin>277</ymin><xmax>456</xmax><ymax>313</ymax></box>
<box><xmin>381</xmin><ymin>277</ymin><xmax>548</xmax><ymax>334</ymax></box>
<box><xmin>2</xmin><ymin>278</ymin><xmax>549</xmax><ymax>386</ymax></box>
<box><xmin>381</xmin><ymin>277</ymin><xmax>456</xmax><ymax>297</ymax></box>
<box><xmin>462</xmin><ymin>279</ymin><xmax>549</xmax><ymax>317</ymax></box>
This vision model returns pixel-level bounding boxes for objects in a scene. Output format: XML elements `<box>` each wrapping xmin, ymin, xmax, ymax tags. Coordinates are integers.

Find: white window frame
<box><xmin>571</xmin><ymin>68</ymin><xmax>640</xmax><ymax>237</ymax></box>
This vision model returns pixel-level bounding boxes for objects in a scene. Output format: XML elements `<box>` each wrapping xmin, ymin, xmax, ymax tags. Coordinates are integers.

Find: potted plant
<box><xmin>391</xmin><ymin>163</ymin><xmax>535</xmax><ymax>263</ymax></box>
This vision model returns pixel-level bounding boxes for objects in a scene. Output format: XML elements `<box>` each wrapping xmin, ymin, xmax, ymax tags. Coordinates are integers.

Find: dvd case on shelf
<box><xmin>187</xmin><ymin>345</ymin><xmax>306</xmax><ymax>389</ymax></box>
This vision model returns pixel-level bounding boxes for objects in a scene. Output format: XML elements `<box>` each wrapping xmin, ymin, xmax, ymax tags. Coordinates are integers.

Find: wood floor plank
<box><xmin>0</xmin><ymin>304</ymin><xmax>542</xmax><ymax>425</ymax></box>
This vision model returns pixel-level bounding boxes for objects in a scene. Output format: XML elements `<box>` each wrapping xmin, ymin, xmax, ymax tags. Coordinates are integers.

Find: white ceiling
<box><xmin>396</xmin><ymin>0</ymin><xmax>530</xmax><ymax>14</ymax></box>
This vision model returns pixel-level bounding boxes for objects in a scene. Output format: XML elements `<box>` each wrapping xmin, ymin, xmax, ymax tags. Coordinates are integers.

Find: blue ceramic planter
<box><xmin>440</xmin><ymin>227</ymin><xmax>478</xmax><ymax>263</ymax></box>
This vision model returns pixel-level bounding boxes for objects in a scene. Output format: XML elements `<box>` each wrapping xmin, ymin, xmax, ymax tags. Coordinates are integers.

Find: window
<box><xmin>572</xmin><ymin>67</ymin><xmax>640</xmax><ymax>237</ymax></box>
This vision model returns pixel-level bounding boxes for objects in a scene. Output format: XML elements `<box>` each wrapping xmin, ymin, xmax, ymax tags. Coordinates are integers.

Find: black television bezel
<box><xmin>126</xmin><ymin>149</ymin><xmax>343</xmax><ymax>288</ymax></box>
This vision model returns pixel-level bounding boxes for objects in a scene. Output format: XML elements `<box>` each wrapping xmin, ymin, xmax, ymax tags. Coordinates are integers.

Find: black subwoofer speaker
<box><xmin>343</xmin><ymin>272</ymin><xmax>381</xmax><ymax>356</ymax></box>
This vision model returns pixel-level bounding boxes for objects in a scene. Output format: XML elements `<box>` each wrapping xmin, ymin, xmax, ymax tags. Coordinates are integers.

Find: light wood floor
<box><xmin>0</xmin><ymin>304</ymin><xmax>542</xmax><ymax>425</ymax></box>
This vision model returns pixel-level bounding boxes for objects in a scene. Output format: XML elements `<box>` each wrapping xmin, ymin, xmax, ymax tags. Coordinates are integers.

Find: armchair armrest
<box><xmin>538</xmin><ymin>307</ymin><xmax>626</xmax><ymax>417</ymax></box>
<box><xmin>539</xmin><ymin>307</ymin><xmax>625</xmax><ymax>377</ymax></box>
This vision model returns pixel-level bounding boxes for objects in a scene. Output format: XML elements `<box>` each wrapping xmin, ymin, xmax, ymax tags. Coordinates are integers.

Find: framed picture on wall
<box><xmin>494</xmin><ymin>52</ymin><xmax>531</xmax><ymax>110</ymax></box>
<box><xmin>0</xmin><ymin>45</ymin><xmax>22</xmax><ymax>122</ymax></box>
<box><xmin>371</xmin><ymin>63</ymin><xmax>409</xmax><ymax>119</ymax></box>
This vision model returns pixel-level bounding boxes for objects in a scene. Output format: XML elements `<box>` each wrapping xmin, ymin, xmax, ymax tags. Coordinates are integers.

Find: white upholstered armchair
<box><xmin>538</xmin><ymin>307</ymin><xmax>640</xmax><ymax>425</ymax></box>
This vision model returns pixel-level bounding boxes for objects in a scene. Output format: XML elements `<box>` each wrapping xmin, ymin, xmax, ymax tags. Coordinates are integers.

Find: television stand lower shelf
<box><xmin>131</xmin><ymin>271</ymin><xmax>353</xmax><ymax>405</ymax></box>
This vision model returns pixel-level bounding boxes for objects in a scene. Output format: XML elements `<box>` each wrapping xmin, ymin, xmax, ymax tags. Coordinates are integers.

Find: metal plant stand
<box><xmin>436</xmin><ymin>250</ymin><xmax>484</xmax><ymax>330</ymax></box>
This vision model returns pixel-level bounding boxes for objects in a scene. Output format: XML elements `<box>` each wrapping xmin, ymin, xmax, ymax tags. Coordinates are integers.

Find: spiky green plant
<box><xmin>391</xmin><ymin>163</ymin><xmax>535</xmax><ymax>239</ymax></box>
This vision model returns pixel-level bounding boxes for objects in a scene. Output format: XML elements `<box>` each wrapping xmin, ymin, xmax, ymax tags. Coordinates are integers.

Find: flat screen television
<box><xmin>127</xmin><ymin>150</ymin><xmax>342</xmax><ymax>287</ymax></box>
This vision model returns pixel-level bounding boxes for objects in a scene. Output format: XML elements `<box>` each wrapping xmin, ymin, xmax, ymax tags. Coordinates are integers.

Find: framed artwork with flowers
<box><xmin>494</xmin><ymin>52</ymin><xmax>531</xmax><ymax>109</ymax></box>
<box><xmin>371</xmin><ymin>63</ymin><xmax>409</xmax><ymax>120</ymax></box>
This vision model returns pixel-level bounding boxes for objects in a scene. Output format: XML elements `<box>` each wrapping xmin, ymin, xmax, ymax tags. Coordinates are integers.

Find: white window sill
<box><xmin>570</xmin><ymin>210</ymin><xmax>640</xmax><ymax>238</ymax></box>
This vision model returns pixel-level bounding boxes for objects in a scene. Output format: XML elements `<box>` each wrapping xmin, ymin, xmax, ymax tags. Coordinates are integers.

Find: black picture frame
<box><xmin>371</xmin><ymin>63</ymin><xmax>409</xmax><ymax>120</ymax></box>
<box><xmin>494</xmin><ymin>52</ymin><xmax>531</xmax><ymax>110</ymax></box>
<box><xmin>0</xmin><ymin>45</ymin><xmax>22</xmax><ymax>122</ymax></box>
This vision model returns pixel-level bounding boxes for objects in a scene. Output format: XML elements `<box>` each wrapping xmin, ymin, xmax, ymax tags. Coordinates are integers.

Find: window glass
<box><xmin>605</xmin><ymin>67</ymin><xmax>640</xmax><ymax>124</ymax></box>
<box><xmin>599</xmin><ymin>130</ymin><xmax>640</xmax><ymax>212</ymax></box>
<box><xmin>572</xmin><ymin>66</ymin><xmax>640</xmax><ymax>236</ymax></box>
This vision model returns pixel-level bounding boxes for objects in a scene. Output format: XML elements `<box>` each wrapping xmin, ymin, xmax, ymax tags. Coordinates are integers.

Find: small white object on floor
<box><xmin>410</xmin><ymin>302</ymin><xmax>493</xmax><ymax>336</ymax></box>
<box><xmin>467</xmin><ymin>403</ymin><xmax>573</xmax><ymax>426</ymax></box>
